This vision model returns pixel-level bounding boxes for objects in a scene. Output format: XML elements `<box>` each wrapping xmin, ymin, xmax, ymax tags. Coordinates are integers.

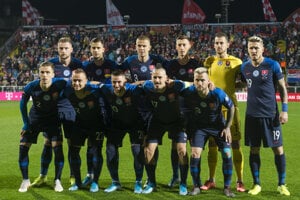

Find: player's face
<box><xmin>176</xmin><ymin>39</ymin><xmax>191</xmax><ymax>58</ymax></box>
<box><xmin>39</xmin><ymin>66</ymin><xmax>54</xmax><ymax>86</ymax></box>
<box><xmin>248</xmin><ymin>41</ymin><xmax>264</xmax><ymax>63</ymax></box>
<box><xmin>194</xmin><ymin>73</ymin><xmax>210</xmax><ymax>93</ymax></box>
<box><xmin>136</xmin><ymin>39</ymin><xmax>151</xmax><ymax>58</ymax></box>
<box><xmin>58</xmin><ymin>42</ymin><xmax>73</xmax><ymax>60</ymax></box>
<box><xmin>111</xmin><ymin>75</ymin><xmax>126</xmax><ymax>94</ymax></box>
<box><xmin>151</xmin><ymin>69</ymin><xmax>167</xmax><ymax>90</ymax></box>
<box><xmin>214</xmin><ymin>36</ymin><xmax>229</xmax><ymax>56</ymax></box>
<box><xmin>90</xmin><ymin>42</ymin><xmax>105</xmax><ymax>60</ymax></box>
<box><xmin>72</xmin><ymin>72</ymin><xmax>87</xmax><ymax>91</ymax></box>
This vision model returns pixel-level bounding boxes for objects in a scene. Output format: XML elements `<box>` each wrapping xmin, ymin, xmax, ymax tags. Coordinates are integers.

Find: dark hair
<box><xmin>111</xmin><ymin>69</ymin><xmax>125</xmax><ymax>76</ymax></box>
<box><xmin>215</xmin><ymin>32</ymin><xmax>228</xmax><ymax>41</ymax></box>
<box><xmin>39</xmin><ymin>61</ymin><xmax>55</xmax><ymax>71</ymax></box>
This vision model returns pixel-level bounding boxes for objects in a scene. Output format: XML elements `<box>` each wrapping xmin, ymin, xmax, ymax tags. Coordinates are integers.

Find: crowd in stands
<box><xmin>0</xmin><ymin>23</ymin><xmax>299</xmax><ymax>86</ymax></box>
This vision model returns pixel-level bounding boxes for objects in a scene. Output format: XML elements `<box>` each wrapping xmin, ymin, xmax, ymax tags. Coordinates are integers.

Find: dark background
<box><xmin>26</xmin><ymin>0</ymin><xmax>300</xmax><ymax>25</ymax></box>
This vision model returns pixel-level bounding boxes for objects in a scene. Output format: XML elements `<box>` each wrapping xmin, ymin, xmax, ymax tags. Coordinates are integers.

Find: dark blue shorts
<box><xmin>58</xmin><ymin>110</ymin><xmax>76</xmax><ymax>138</ymax></box>
<box><xmin>146</xmin><ymin>120</ymin><xmax>187</xmax><ymax>145</ymax></box>
<box><xmin>106</xmin><ymin>129</ymin><xmax>144</xmax><ymax>147</ymax></box>
<box><xmin>70</xmin><ymin>126</ymin><xmax>104</xmax><ymax>147</ymax></box>
<box><xmin>244</xmin><ymin>115</ymin><xmax>283</xmax><ymax>148</ymax></box>
<box><xmin>189</xmin><ymin>128</ymin><xmax>231</xmax><ymax>149</ymax></box>
<box><xmin>20</xmin><ymin>121</ymin><xmax>63</xmax><ymax>144</ymax></box>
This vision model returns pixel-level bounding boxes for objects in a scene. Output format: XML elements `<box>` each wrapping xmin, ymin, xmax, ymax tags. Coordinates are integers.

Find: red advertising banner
<box><xmin>1</xmin><ymin>92</ymin><xmax>300</xmax><ymax>102</ymax></box>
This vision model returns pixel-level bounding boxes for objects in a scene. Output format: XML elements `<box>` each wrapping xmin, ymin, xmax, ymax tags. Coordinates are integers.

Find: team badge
<box><xmin>261</xmin><ymin>69</ymin><xmax>268</xmax><ymax>80</ymax></box>
<box><xmin>43</xmin><ymin>94</ymin><xmax>50</xmax><ymax>101</ymax></box>
<box><xmin>151</xmin><ymin>100</ymin><xmax>158</xmax><ymax>108</ymax></box>
<box><xmin>159</xmin><ymin>95</ymin><xmax>166</xmax><ymax>101</ymax></box>
<box><xmin>96</xmin><ymin>69</ymin><xmax>102</xmax><ymax>76</ymax></box>
<box><xmin>87</xmin><ymin>101</ymin><xmax>94</xmax><ymax>108</ymax></box>
<box><xmin>124</xmin><ymin>97</ymin><xmax>132</xmax><ymax>105</ymax></box>
<box><xmin>209</xmin><ymin>102</ymin><xmax>216</xmax><ymax>109</ymax></box>
<box><xmin>52</xmin><ymin>92</ymin><xmax>58</xmax><ymax>100</ymax></box>
<box><xmin>104</xmin><ymin>69</ymin><xmax>111</xmax><ymax>78</ymax></box>
<box><xmin>78</xmin><ymin>102</ymin><xmax>86</xmax><ymax>108</ymax></box>
<box><xmin>200</xmin><ymin>101</ymin><xmax>207</xmax><ymax>108</ymax></box>
<box><xmin>253</xmin><ymin>70</ymin><xmax>259</xmax><ymax>77</ymax></box>
<box><xmin>149</xmin><ymin>65</ymin><xmax>155</xmax><ymax>71</ymax></box>
<box><xmin>111</xmin><ymin>105</ymin><xmax>118</xmax><ymax>112</ymax></box>
<box><xmin>140</xmin><ymin>66</ymin><xmax>147</xmax><ymax>72</ymax></box>
<box><xmin>179</xmin><ymin>68</ymin><xmax>186</xmax><ymax>75</ymax></box>
<box><xmin>63</xmin><ymin>69</ymin><xmax>71</xmax><ymax>77</ymax></box>
<box><xmin>217</xmin><ymin>60</ymin><xmax>223</xmax><ymax>66</ymax></box>
<box><xmin>116</xmin><ymin>98</ymin><xmax>123</xmax><ymax>105</ymax></box>
<box><xmin>225</xmin><ymin>61</ymin><xmax>230</xmax><ymax>68</ymax></box>
<box><xmin>194</xmin><ymin>107</ymin><xmax>201</xmax><ymax>114</ymax></box>
<box><xmin>188</xmin><ymin>68</ymin><xmax>194</xmax><ymax>74</ymax></box>
<box><xmin>168</xmin><ymin>93</ymin><xmax>175</xmax><ymax>102</ymax></box>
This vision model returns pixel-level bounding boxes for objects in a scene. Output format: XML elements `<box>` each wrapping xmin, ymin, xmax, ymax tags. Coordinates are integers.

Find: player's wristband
<box><xmin>282</xmin><ymin>103</ymin><xmax>288</xmax><ymax>112</ymax></box>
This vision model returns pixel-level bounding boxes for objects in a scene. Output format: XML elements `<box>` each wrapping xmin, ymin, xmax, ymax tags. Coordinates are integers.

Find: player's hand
<box><xmin>221</xmin><ymin>127</ymin><xmax>232</xmax><ymax>143</ymax></box>
<box><xmin>204</xmin><ymin>56</ymin><xmax>215</xmax><ymax>67</ymax></box>
<box><xmin>279</xmin><ymin>112</ymin><xmax>288</xmax><ymax>124</ymax></box>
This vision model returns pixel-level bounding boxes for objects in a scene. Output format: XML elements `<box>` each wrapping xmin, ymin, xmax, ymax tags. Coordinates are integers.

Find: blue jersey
<box><xmin>165</xmin><ymin>58</ymin><xmax>200</xmax><ymax>82</ymax></box>
<box><xmin>48</xmin><ymin>57</ymin><xmax>83</xmax><ymax>113</ymax></box>
<box><xmin>121</xmin><ymin>54</ymin><xmax>166</xmax><ymax>82</ymax></box>
<box><xmin>82</xmin><ymin>58</ymin><xmax>119</xmax><ymax>83</ymax></box>
<box><xmin>20</xmin><ymin>78</ymin><xmax>67</xmax><ymax>129</ymax></box>
<box><xmin>100</xmin><ymin>83</ymin><xmax>144</xmax><ymax>129</ymax></box>
<box><xmin>63</xmin><ymin>83</ymin><xmax>104</xmax><ymax>129</ymax></box>
<box><xmin>142</xmin><ymin>80</ymin><xmax>186</xmax><ymax>124</ymax></box>
<box><xmin>241</xmin><ymin>57</ymin><xmax>283</xmax><ymax>117</ymax></box>
<box><xmin>182</xmin><ymin>86</ymin><xmax>233</xmax><ymax>130</ymax></box>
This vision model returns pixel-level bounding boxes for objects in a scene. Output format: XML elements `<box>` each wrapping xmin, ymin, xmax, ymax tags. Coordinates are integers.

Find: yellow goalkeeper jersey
<box><xmin>204</xmin><ymin>55</ymin><xmax>242</xmax><ymax>106</ymax></box>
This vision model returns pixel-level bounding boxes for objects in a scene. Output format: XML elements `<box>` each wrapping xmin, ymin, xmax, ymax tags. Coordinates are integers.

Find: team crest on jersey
<box><xmin>63</xmin><ymin>69</ymin><xmax>71</xmax><ymax>77</ymax></box>
<box><xmin>116</xmin><ymin>98</ymin><xmax>123</xmax><ymax>105</ymax></box>
<box><xmin>168</xmin><ymin>93</ymin><xmax>175</xmax><ymax>102</ymax></box>
<box><xmin>96</xmin><ymin>69</ymin><xmax>102</xmax><ymax>76</ymax></box>
<box><xmin>261</xmin><ymin>69</ymin><xmax>268</xmax><ymax>80</ymax></box>
<box><xmin>43</xmin><ymin>94</ymin><xmax>51</xmax><ymax>101</ymax></box>
<box><xmin>253</xmin><ymin>70</ymin><xmax>259</xmax><ymax>77</ymax></box>
<box><xmin>217</xmin><ymin>60</ymin><xmax>223</xmax><ymax>66</ymax></box>
<box><xmin>200</xmin><ymin>101</ymin><xmax>207</xmax><ymax>108</ymax></box>
<box><xmin>149</xmin><ymin>65</ymin><xmax>155</xmax><ymax>71</ymax></box>
<box><xmin>209</xmin><ymin>102</ymin><xmax>216</xmax><ymax>109</ymax></box>
<box><xmin>159</xmin><ymin>95</ymin><xmax>166</xmax><ymax>102</ymax></box>
<box><xmin>52</xmin><ymin>92</ymin><xmax>58</xmax><ymax>100</ymax></box>
<box><xmin>194</xmin><ymin>107</ymin><xmax>201</xmax><ymax>114</ymax></box>
<box><xmin>87</xmin><ymin>101</ymin><xmax>94</xmax><ymax>109</ymax></box>
<box><xmin>124</xmin><ymin>97</ymin><xmax>132</xmax><ymax>105</ymax></box>
<box><xmin>78</xmin><ymin>102</ymin><xmax>86</xmax><ymax>108</ymax></box>
<box><xmin>179</xmin><ymin>68</ymin><xmax>186</xmax><ymax>75</ymax></box>
<box><xmin>188</xmin><ymin>68</ymin><xmax>194</xmax><ymax>74</ymax></box>
<box><xmin>140</xmin><ymin>66</ymin><xmax>148</xmax><ymax>73</ymax></box>
<box><xmin>225</xmin><ymin>61</ymin><xmax>230</xmax><ymax>68</ymax></box>
<box><xmin>104</xmin><ymin>69</ymin><xmax>111</xmax><ymax>78</ymax></box>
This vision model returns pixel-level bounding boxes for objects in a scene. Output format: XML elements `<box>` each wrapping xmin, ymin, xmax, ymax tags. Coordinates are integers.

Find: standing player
<box><xmin>241</xmin><ymin>36</ymin><xmax>290</xmax><ymax>196</ymax></box>
<box><xmin>181</xmin><ymin>67</ymin><xmax>235</xmax><ymax>197</ymax></box>
<box><xmin>31</xmin><ymin>36</ymin><xmax>83</xmax><ymax>187</ymax></box>
<box><xmin>18</xmin><ymin>61</ymin><xmax>66</xmax><ymax>192</ymax></box>
<box><xmin>81</xmin><ymin>37</ymin><xmax>118</xmax><ymax>187</ymax></box>
<box><xmin>202</xmin><ymin>32</ymin><xmax>245</xmax><ymax>192</ymax></box>
<box><xmin>99</xmin><ymin>70</ymin><xmax>145</xmax><ymax>194</ymax></box>
<box><xmin>165</xmin><ymin>35</ymin><xmax>200</xmax><ymax>188</ymax></box>
<box><xmin>141</xmin><ymin>65</ymin><xmax>189</xmax><ymax>195</ymax></box>
<box><xmin>64</xmin><ymin>69</ymin><xmax>105</xmax><ymax>192</ymax></box>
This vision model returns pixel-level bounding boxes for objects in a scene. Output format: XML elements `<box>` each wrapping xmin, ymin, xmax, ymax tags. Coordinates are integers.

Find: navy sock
<box><xmin>249</xmin><ymin>153</ymin><xmax>260</xmax><ymax>185</ymax></box>
<box><xmin>53</xmin><ymin>145</ymin><xmax>64</xmax><ymax>180</ymax></box>
<box><xmin>40</xmin><ymin>145</ymin><xmax>52</xmax><ymax>175</ymax></box>
<box><xmin>19</xmin><ymin>145</ymin><xmax>30</xmax><ymax>179</ymax></box>
<box><xmin>275</xmin><ymin>154</ymin><xmax>286</xmax><ymax>185</ymax></box>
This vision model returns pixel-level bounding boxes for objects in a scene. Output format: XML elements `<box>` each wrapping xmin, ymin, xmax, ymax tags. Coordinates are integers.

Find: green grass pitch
<box><xmin>0</xmin><ymin>101</ymin><xmax>299</xmax><ymax>200</ymax></box>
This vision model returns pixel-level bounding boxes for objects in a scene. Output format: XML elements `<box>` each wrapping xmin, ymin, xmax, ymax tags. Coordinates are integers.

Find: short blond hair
<box><xmin>194</xmin><ymin>67</ymin><xmax>208</xmax><ymax>76</ymax></box>
<box><xmin>247</xmin><ymin>36</ymin><xmax>263</xmax><ymax>44</ymax></box>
